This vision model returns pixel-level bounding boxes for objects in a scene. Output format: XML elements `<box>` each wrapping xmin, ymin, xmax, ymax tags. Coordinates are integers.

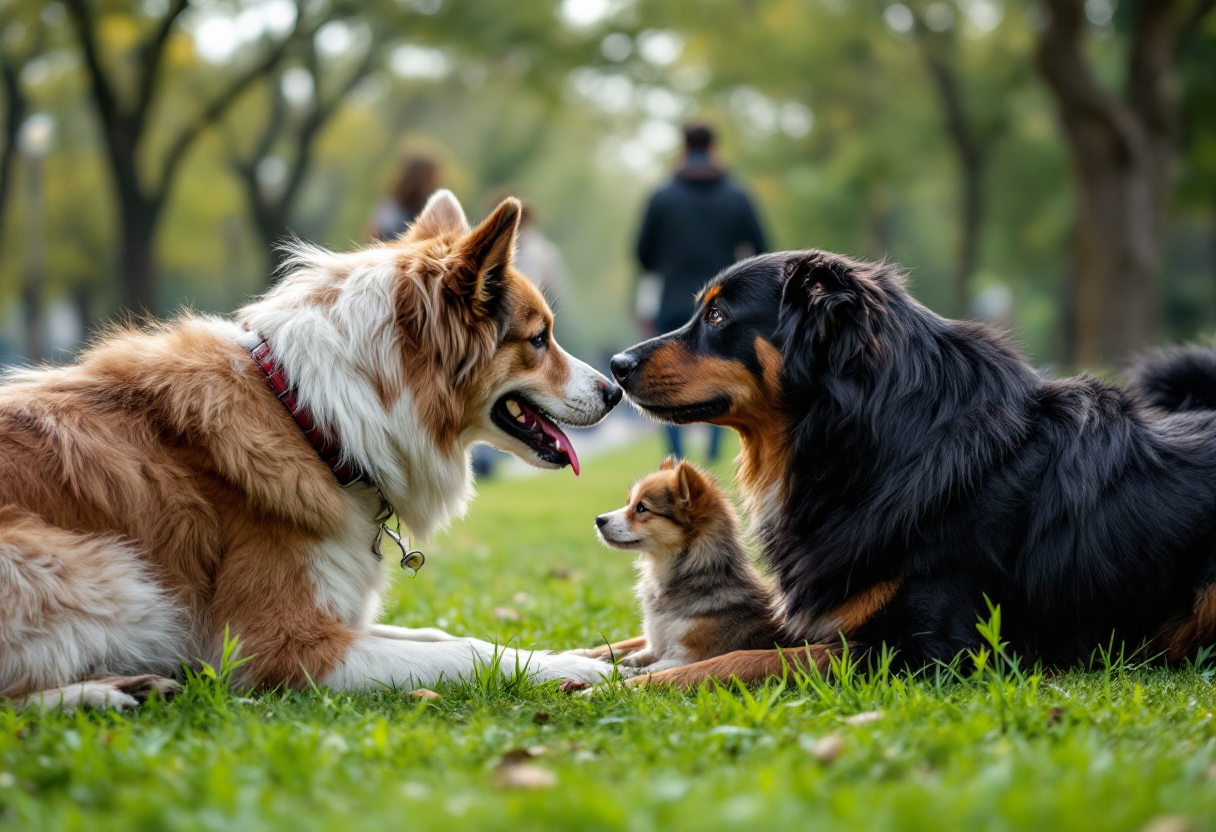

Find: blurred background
<box><xmin>0</xmin><ymin>0</ymin><xmax>1214</xmax><ymax>376</ymax></box>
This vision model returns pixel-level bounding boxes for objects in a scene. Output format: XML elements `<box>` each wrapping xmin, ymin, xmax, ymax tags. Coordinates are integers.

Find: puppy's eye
<box><xmin>810</xmin><ymin>282</ymin><xmax>824</xmax><ymax>296</ymax></box>
<box><xmin>706</xmin><ymin>306</ymin><xmax>723</xmax><ymax>324</ymax></box>
<box><xmin>635</xmin><ymin>502</ymin><xmax>648</xmax><ymax>514</ymax></box>
<box><xmin>530</xmin><ymin>331</ymin><xmax>547</xmax><ymax>350</ymax></box>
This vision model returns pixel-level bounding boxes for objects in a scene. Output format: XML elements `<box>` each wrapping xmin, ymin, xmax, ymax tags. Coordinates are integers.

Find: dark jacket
<box><xmin>636</xmin><ymin>156</ymin><xmax>767</xmax><ymax>329</ymax></box>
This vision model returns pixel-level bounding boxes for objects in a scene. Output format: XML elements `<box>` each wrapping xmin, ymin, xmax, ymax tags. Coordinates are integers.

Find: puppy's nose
<box><xmin>595</xmin><ymin>515</ymin><xmax>609</xmax><ymax>528</ymax></box>
<box><xmin>610</xmin><ymin>352</ymin><xmax>639</xmax><ymax>383</ymax></box>
<box><xmin>598</xmin><ymin>379</ymin><xmax>623</xmax><ymax>409</ymax></box>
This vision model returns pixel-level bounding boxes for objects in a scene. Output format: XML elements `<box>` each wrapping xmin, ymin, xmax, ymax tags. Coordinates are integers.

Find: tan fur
<box><xmin>1157</xmin><ymin>583</ymin><xmax>1216</xmax><ymax>662</ymax></box>
<box><xmin>625</xmin><ymin>645</ymin><xmax>833</xmax><ymax>690</ymax></box>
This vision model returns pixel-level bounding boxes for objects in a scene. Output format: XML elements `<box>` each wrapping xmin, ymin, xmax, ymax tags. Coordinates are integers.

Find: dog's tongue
<box><xmin>538</xmin><ymin>418</ymin><xmax>580</xmax><ymax>476</ymax></box>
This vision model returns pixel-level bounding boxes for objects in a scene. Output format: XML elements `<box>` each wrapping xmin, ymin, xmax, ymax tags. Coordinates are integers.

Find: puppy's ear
<box><xmin>777</xmin><ymin>250</ymin><xmax>874</xmax><ymax>381</ymax></box>
<box><xmin>448</xmin><ymin>197</ymin><xmax>521</xmax><ymax>316</ymax></box>
<box><xmin>406</xmin><ymin>190</ymin><xmax>470</xmax><ymax>242</ymax></box>
<box><xmin>674</xmin><ymin>460</ymin><xmax>707</xmax><ymax>505</ymax></box>
<box><xmin>659</xmin><ymin>455</ymin><xmax>678</xmax><ymax>471</ymax></box>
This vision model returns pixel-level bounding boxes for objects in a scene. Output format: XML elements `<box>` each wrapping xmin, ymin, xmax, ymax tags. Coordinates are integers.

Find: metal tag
<box><xmin>374</xmin><ymin>521</ymin><xmax>425</xmax><ymax>577</ymax></box>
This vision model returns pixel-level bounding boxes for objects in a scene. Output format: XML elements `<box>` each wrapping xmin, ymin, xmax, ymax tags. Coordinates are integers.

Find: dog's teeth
<box><xmin>516</xmin><ymin>413</ymin><xmax>527</xmax><ymax>424</ymax></box>
<box><xmin>554</xmin><ymin>439</ymin><xmax>562</xmax><ymax>451</ymax></box>
<box><xmin>505</xmin><ymin>400</ymin><xmax>522</xmax><ymax>418</ymax></box>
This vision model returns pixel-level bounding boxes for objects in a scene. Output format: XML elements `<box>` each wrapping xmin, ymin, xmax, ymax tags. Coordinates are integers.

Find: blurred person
<box><xmin>634</xmin><ymin>122</ymin><xmax>767</xmax><ymax>464</ymax></box>
<box><xmin>367</xmin><ymin>155</ymin><xmax>440</xmax><ymax>241</ymax></box>
<box><xmin>513</xmin><ymin>202</ymin><xmax>568</xmax><ymax>309</ymax></box>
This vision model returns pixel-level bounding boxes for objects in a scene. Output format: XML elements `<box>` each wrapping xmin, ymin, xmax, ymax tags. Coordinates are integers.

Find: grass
<box><xmin>5</xmin><ymin>433</ymin><xmax>1216</xmax><ymax>831</ymax></box>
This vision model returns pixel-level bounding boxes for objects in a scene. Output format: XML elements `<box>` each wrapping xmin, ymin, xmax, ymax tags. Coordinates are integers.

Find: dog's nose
<box><xmin>598</xmin><ymin>379</ymin><xmax>623</xmax><ymax>409</ymax></box>
<box><xmin>610</xmin><ymin>352</ymin><xmax>638</xmax><ymax>383</ymax></box>
<box><xmin>595</xmin><ymin>515</ymin><xmax>609</xmax><ymax>528</ymax></box>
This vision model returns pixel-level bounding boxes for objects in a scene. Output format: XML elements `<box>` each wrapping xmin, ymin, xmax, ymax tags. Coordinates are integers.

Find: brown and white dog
<box><xmin>0</xmin><ymin>191</ymin><xmax>620</xmax><ymax>710</ymax></box>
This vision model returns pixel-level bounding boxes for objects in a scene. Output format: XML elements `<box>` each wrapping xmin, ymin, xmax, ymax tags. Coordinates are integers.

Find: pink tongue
<box><xmin>537</xmin><ymin>417</ymin><xmax>580</xmax><ymax>476</ymax></box>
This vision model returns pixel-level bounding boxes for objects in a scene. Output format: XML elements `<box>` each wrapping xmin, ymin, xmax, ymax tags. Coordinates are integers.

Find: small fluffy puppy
<box><xmin>593</xmin><ymin>459</ymin><xmax>780</xmax><ymax>672</ymax></box>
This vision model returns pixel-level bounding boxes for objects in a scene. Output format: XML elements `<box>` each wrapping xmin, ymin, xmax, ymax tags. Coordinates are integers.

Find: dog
<box><xmin>605</xmin><ymin>249</ymin><xmax>1216</xmax><ymax>688</ymax></box>
<box><xmin>586</xmin><ymin>458</ymin><xmax>779</xmax><ymax>672</ymax></box>
<box><xmin>0</xmin><ymin>191</ymin><xmax>621</xmax><ymax>710</ymax></box>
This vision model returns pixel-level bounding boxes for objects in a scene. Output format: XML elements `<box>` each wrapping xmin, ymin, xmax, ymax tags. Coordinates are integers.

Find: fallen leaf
<box><xmin>532</xmin><ymin>711</ymin><xmax>551</xmax><ymax>724</ymax></box>
<box><xmin>808</xmin><ymin>734</ymin><xmax>845</xmax><ymax>764</ymax></box>
<box><xmin>500</xmin><ymin>745</ymin><xmax>549</xmax><ymax>764</ymax></box>
<box><xmin>1142</xmin><ymin>816</ymin><xmax>1192</xmax><ymax>832</ymax></box>
<box><xmin>494</xmin><ymin>763</ymin><xmax>557</xmax><ymax>790</ymax></box>
<box><xmin>843</xmin><ymin>710</ymin><xmax>883</xmax><ymax>725</ymax></box>
<box><xmin>410</xmin><ymin>689</ymin><xmax>441</xmax><ymax>702</ymax></box>
<box><xmin>1046</xmin><ymin>706</ymin><xmax>1064</xmax><ymax>726</ymax></box>
<box><xmin>560</xmin><ymin>679</ymin><xmax>590</xmax><ymax>694</ymax></box>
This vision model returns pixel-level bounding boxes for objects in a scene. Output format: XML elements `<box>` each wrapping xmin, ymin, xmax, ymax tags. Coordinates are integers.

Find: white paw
<box><xmin>28</xmin><ymin>682</ymin><xmax>140</xmax><ymax>713</ymax></box>
<box><xmin>528</xmin><ymin>652</ymin><xmax>614</xmax><ymax>684</ymax></box>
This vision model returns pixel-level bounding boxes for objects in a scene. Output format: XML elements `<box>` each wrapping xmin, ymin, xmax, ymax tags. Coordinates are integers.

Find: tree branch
<box><xmin>131</xmin><ymin>0</ymin><xmax>191</xmax><ymax>139</ymax></box>
<box><xmin>1036</xmin><ymin>0</ymin><xmax>1141</xmax><ymax>162</ymax></box>
<box><xmin>152</xmin><ymin>17</ymin><xmax>310</xmax><ymax>212</ymax></box>
<box><xmin>61</xmin><ymin>0</ymin><xmax>123</xmax><ymax>140</ymax></box>
<box><xmin>1184</xmin><ymin>0</ymin><xmax>1216</xmax><ymax>37</ymax></box>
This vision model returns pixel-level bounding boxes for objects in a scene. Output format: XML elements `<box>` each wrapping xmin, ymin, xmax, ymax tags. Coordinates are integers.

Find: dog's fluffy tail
<box><xmin>1127</xmin><ymin>345</ymin><xmax>1216</xmax><ymax>413</ymax></box>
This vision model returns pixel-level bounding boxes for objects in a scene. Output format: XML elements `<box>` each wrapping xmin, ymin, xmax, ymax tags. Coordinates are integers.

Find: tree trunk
<box><xmin>1069</xmin><ymin>128</ymin><xmax>1169</xmax><ymax>363</ymax></box>
<box><xmin>1036</xmin><ymin>0</ymin><xmax>1206</xmax><ymax>366</ymax></box>
<box><xmin>0</xmin><ymin>55</ymin><xmax>26</xmax><ymax>252</ymax></box>
<box><xmin>119</xmin><ymin>195</ymin><xmax>160</xmax><ymax>314</ymax></box>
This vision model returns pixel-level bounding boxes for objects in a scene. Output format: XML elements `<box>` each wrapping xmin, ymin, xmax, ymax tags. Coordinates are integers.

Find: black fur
<box><xmin>619</xmin><ymin>250</ymin><xmax>1216</xmax><ymax>669</ymax></box>
<box><xmin>1127</xmin><ymin>345</ymin><xmax>1216</xmax><ymax>414</ymax></box>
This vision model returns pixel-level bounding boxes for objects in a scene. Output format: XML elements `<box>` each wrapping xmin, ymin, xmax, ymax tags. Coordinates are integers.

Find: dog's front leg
<box><xmin>323</xmin><ymin>634</ymin><xmax>614</xmax><ymax>691</ymax></box>
<box><xmin>370</xmin><ymin>624</ymin><xmax>459</xmax><ymax>642</ymax></box>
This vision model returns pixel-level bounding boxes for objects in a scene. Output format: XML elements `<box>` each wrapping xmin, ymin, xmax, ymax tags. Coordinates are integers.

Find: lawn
<box><xmin>4</xmin><ymin>434</ymin><xmax>1216</xmax><ymax>831</ymax></box>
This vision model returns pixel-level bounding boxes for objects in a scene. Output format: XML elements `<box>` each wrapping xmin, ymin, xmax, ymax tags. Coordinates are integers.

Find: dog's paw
<box><xmin>98</xmin><ymin>675</ymin><xmax>181</xmax><ymax>703</ymax></box>
<box><xmin>20</xmin><ymin>679</ymin><xmax>164</xmax><ymax>713</ymax></box>
<box><xmin>529</xmin><ymin>653</ymin><xmax>613</xmax><ymax>684</ymax></box>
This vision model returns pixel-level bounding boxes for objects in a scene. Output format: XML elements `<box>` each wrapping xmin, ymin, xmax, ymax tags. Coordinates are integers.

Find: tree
<box><xmin>61</xmin><ymin>0</ymin><xmax>309</xmax><ymax>313</ymax></box>
<box><xmin>1036</xmin><ymin>0</ymin><xmax>1216</xmax><ymax>364</ymax></box>
<box><xmin>226</xmin><ymin>30</ymin><xmax>380</xmax><ymax>279</ymax></box>
<box><xmin>0</xmin><ymin>2</ymin><xmax>44</xmax><ymax>251</ymax></box>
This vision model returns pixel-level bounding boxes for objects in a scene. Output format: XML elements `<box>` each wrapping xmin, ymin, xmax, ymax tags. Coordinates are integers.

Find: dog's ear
<box><xmin>660</xmin><ymin>455</ymin><xmax>678</xmax><ymax>471</ymax></box>
<box><xmin>448</xmin><ymin>197</ymin><xmax>521</xmax><ymax>316</ymax></box>
<box><xmin>406</xmin><ymin>190</ymin><xmax>470</xmax><ymax>242</ymax></box>
<box><xmin>777</xmin><ymin>250</ymin><xmax>874</xmax><ymax>381</ymax></box>
<box><xmin>674</xmin><ymin>460</ymin><xmax>707</xmax><ymax>505</ymax></box>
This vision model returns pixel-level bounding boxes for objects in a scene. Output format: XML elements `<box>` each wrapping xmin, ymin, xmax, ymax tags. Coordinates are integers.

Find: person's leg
<box><xmin>664</xmin><ymin>424</ymin><xmax>683</xmax><ymax>459</ymax></box>
<box><xmin>707</xmin><ymin>425</ymin><xmax>723</xmax><ymax>464</ymax></box>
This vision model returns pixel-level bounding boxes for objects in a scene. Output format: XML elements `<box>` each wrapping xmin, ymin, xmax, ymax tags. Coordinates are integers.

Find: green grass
<box><xmin>5</xmin><ymin>434</ymin><xmax>1216</xmax><ymax>831</ymax></box>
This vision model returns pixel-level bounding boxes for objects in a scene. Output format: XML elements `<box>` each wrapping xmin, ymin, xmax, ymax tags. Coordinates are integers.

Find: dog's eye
<box><xmin>706</xmin><ymin>306</ymin><xmax>723</xmax><ymax>324</ymax></box>
<box><xmin>810</xmin><ymin>282</ymin><xmax>824</xmax><ymax>296</ymax></box>
<box><xmin>635</xmin><ymin>502</ymin><xmax>648</xmax><ymax>514</ymax></box>
<box><xmin>530</xmin><ymin>332</ymin><xmax>547</xmax><ymax>350</ymax></box>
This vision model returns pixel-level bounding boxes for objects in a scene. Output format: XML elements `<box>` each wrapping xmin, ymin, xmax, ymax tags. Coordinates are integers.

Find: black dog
<box><xmin>609</xmin><ymin>250</ymin><xmax>1216</xmax><ymax>687</ymax></box>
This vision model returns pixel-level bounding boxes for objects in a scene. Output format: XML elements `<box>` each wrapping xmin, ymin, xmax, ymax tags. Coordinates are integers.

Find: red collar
<box><xmin>249</xmin><ymin>339</ymin><xmax>367</xmax><ymax>487</ymax></box>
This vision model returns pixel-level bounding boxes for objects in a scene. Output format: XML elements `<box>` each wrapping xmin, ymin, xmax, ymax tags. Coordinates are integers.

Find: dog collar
<box><xmin>247</xmin><ymin>338</ymin><xmax>425</xmax><ymax>576</ymax></box>
<box><xmin>248</xmin><ymin>339</ymin><xmax>367</xmax><ymax>487</ymax></box>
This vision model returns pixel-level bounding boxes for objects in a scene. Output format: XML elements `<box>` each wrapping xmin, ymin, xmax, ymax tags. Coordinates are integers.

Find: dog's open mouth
<box><xmin>491</xmin><ymin>394</ymin><xmax>581</xmax><ymax>475</ymax></box>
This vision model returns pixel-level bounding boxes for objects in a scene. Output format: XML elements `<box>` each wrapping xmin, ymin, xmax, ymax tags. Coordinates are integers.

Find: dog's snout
<box><xmin>610</xmin><ymin>352</ymin><xmax>639</xmax><ymax>383</ymax></box>
<box><xmin>598</xmin><ymin>379</ymin><xmax>623</xmax><ymax>409</ymax></box>
<box><xmin>595</xmin><ymin>514</ymin><xmax>609</xmax><ymax>528</ymax></box>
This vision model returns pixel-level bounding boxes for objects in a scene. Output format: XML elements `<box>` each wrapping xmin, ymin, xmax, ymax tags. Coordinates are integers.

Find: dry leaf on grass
<box><xmin>494</xmin><ymin>763</ymin><xmax>557</xmax><ymax>790</ymax></box>
<box><xmin>410</xmin><ymin>689</ymin><xmax>441</xmax><ymax>702</ymax></box>
<box><xmin>843</xmin><ymin>710</ymin><xmax>883</xmax><ymax>725</ymax></box>
<box><xmin>807</xmin><ymin>735</ymin><xmax>845</xmax><ymax>764</ymax></box>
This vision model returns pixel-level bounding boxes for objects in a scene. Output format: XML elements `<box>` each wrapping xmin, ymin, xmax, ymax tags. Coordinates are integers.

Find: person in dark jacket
<box><xmin>635</xmin><ymin>122</ymin><xmax>767</xmax><ymax>463</ymax></box>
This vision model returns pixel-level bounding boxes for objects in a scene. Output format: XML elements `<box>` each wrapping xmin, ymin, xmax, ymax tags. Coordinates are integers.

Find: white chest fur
<box><xmin>306</xmin><ymin>486</ymin><xmax>389</xmax><ymax>629</ymax></box>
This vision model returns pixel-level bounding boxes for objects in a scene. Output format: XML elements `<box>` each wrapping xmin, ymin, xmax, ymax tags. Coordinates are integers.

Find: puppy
<box><xmin>592</xmin><ymin>458</ymin><xmax>780</xmax><ymax>672</ymax></box>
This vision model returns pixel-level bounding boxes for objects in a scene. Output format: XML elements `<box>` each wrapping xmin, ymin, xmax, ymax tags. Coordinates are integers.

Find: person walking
<box><xmin>635</xmin><ymin>122</ymin><xmax>767</xmax><ymax>464</ymax></box>
<box><xmin>366</xmin><ymin>154</ymin><xmax>440</xmax><ymax>241</ymax></box>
